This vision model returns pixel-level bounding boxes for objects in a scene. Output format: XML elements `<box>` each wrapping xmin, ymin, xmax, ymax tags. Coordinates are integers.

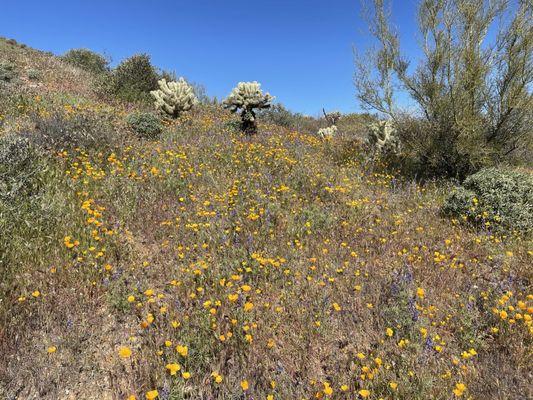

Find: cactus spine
<box><xmin>223</xmin><ymin>81</ymin><xmax>274</xmax><ymax>134</ymax></box>
<box><xmin>150</xmin><ymin>78</ymin><xmax>198</xmax><ymax>119</ymax></box>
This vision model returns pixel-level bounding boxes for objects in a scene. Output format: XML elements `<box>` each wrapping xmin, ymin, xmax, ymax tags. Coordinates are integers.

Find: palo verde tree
<box><xmin>355</xmin><ymin>0</ymin><xmax>532</xmax><ymax>178</ymax></box>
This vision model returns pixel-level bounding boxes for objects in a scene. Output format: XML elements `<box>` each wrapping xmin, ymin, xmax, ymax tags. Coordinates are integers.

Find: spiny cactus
<box><xmin>318</xmin><ymin>109</ymin><xmax>341</xmax><ymax>139</ymax></box>
<box><xmin>151</xmin><ymin>78</ymin><xmax>198</xmax><ymax>119</ymax></box>
<box><xmin>367</xmin><ymin>119</ymin><xmax>400</xmax><ymax>154</ymax></box>
<box><xmin>223</xmin><ymin>81</ymin><xmax>274</xmax><ymax>134</ymax></box>
<box><xmin>317</xmin><ymin>125</ymin><xmax>338</xmax><ymax>139</ymax></box>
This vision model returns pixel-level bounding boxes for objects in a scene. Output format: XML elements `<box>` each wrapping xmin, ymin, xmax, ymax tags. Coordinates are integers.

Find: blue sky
<box><xmin>0</xmin><ymin>0</ymin><xmax>419</xmax><ymax>115</ymax></box>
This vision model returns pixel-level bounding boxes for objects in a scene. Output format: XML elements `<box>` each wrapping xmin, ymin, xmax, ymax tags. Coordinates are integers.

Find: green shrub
<box><xmin>62</xmin><ymin>48</ymin><xmax>109</xmax><ymax>74</ymax></box>
<box><xmin>0</xmin><ymin>134</ymin><xmax>42</xmax><ymax>202</ymax></box>
<box><xmin>112</xmin><ymin>54</ymin><xmax>159</xmax><ymax>102</ymax></box>
<box><xmin>126</xmin><ymin>112</ymin><xmax>163</xmax><ymax>139</ymax></box>
<box><xmin>442</xmin><ymin>168</ymin><xmax>533</xmax><ymax>235</ymax></box>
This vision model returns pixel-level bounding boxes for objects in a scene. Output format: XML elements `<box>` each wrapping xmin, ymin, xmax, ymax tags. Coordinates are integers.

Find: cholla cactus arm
<box><xmin>223</xmin><ymin>81</ymin><xmax>274</xmax><ymax>134</ymax></box>
<box><xmin>150</xmin><ymin>78</ymin><xmax>198</xmax><ymax>118</ymax></box>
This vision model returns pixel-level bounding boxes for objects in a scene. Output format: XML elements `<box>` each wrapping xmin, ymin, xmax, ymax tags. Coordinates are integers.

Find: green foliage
<box><xmin>62</xmin><ymin>48</ymin><xmax>109</xmax><ymax>74</ymax></box>
<box><xmin>0</xmin><ymin>154</ymin><xmax>73</xmax><ymax>310</ymax></box>
<box><xmin>355</xmin><ymin>0</ymin><xmax>533</xmax><ymax>179</ymax></box>
<box><xmin>112</xmin><ymin>54</ymin><xmax>159</xmax><ymax>102</ymax></box>
<box><xmin>0</xmin><ymin>134</ymin><xmax>42</xmax><ymax>202</ymax></box>
<box><xmin>126</xmin><ymin>112</ymin><xmax>163</xmax><ymax>139</ymax></box>
<box><xmin>442</xmin><ymin>168</ymin><xmax>533</xmax><ymax>235</ymax></box>
<box><xmin>92</xmin><ymin>71</ymin><xmax>116</xmax><ymax>98</ymax></box>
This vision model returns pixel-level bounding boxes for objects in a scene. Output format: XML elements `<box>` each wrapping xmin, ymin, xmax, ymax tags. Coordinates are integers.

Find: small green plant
<box><xmin>150</xmin><ymin>78</ymin><xmax>198</xmax><ymax>119</ymax></box>
<box><xmin>62</xmin><ymin>48</ymin><xmax>109</xmax><ymax>74</ymax></box>
<box><xmin>442</xmin><ymin>168</ymin><xmax>533</xmax><ymax>234</ymax></box>
<box><xmin>126</xmin><ymin>112</ymin><xmax>163</xmax><ymax>139</ymax></box>
<box><xmin>223</xmin><ymin>81</ymin><xmax>274</xmax><ymax>134</ymax></box>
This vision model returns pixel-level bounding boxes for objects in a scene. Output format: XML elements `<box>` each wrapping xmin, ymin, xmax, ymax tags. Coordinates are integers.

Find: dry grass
<box><xmin>0</xmin><ymin>38</ymin><xmax>532</xmax><ymax>400</ymax></box>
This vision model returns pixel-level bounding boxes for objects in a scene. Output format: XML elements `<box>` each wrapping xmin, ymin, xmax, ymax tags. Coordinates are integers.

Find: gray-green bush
<box><xmin>441</xmin><ymin>168</ymin><xmax>533</xmax><ymax>235</ymax></box>
<box><xmin>126</xmin><ymin>112</ymin><xmax>163</xmax><ymax>139</ymax></box>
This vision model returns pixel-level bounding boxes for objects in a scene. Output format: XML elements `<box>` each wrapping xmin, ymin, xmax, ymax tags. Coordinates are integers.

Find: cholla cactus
<box><xmin>150</xmin><ymin>78</ymin><xmax>198</xmax><ymax>119</ymax></box>
<box><xmin>317</xmin><ymin>125</ymin><xmax>338</xmax><ymax>138</ymax></box>
<box><xmin>367</xmin><ymin>119</ymin><xmax>400</xmax><ymax>154</ymax></box>
<box><xmin>223</xmin><ymin>81</ymin><xmax>274</xmax><ymax>134</ymax></box>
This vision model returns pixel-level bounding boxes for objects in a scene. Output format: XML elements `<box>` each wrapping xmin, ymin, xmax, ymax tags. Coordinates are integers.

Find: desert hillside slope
<box><xmin>0</xmin><ymin>38</ymin><xmax>532</xmax><ymax>400</ymax></box>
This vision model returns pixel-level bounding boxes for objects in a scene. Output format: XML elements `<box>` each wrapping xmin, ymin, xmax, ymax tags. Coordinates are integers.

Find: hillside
<box><xmin>1</xmin><ymin>38</ymin><xmax>532</xmax><ymax>400</ymax></box>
